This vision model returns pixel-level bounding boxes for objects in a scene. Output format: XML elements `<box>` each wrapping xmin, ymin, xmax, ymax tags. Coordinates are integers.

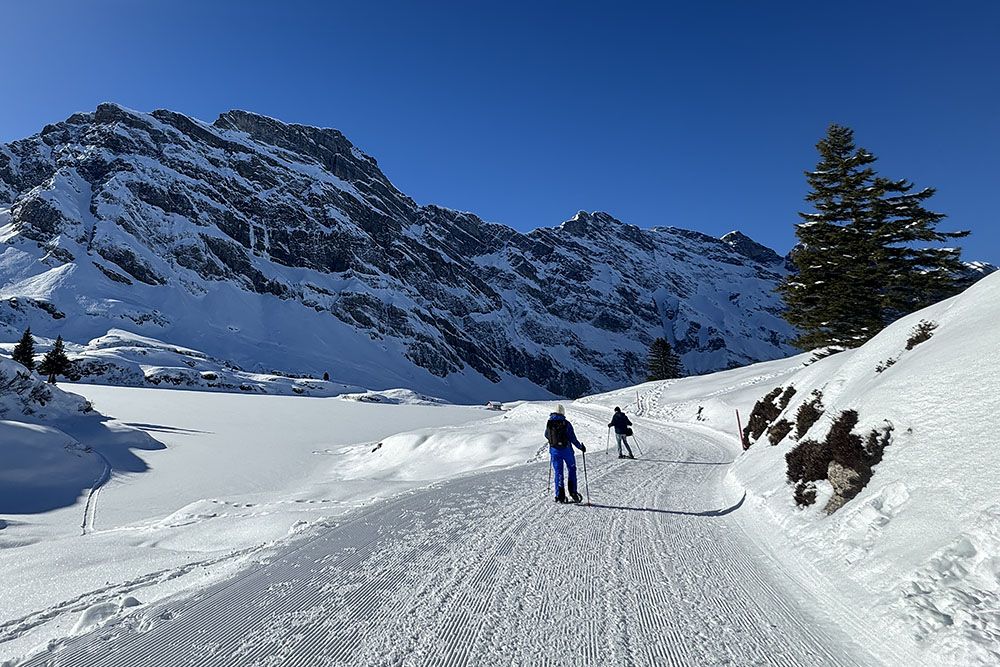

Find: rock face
<box><xmin>0</xmin><ymin>104</ymin><xmax>795</xmax><ymax>401</ymax></box>
<box><xmin>825</xmin><ymin>460</ymin><xmax>864</xmax><ymax>514</ymax></box>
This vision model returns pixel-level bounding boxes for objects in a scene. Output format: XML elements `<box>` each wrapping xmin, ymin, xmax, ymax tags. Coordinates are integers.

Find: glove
<box><xmin>578</xmin><ymin>443</ymin><xmax>586</xmax><ymax>452</ymax></box>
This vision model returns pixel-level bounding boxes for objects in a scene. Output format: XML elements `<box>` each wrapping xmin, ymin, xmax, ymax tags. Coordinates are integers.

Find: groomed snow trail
<box><xmin>23</xmin><ymin>413</ymin><xmax>873</xmax><ymax>666</ymax></box>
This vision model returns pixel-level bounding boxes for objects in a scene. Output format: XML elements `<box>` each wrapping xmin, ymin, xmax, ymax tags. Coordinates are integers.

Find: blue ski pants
<box><xmin>550</xmin><ymin>446</ymin><xmax>578</xmax><ymax>497</ymax></box>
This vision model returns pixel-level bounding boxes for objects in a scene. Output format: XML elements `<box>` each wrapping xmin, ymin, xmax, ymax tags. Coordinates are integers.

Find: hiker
<box><xmin>609</xmin><ymin>407</ymin><xmax>635</xmax><ymax>459</ymax></box>
<box><xmin>545</xmin><ymin>404</ymin><xmax>586</xmax><ymax>503</ymax></box>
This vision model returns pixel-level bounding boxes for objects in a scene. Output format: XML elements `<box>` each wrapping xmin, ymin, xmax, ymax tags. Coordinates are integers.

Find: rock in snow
<box><xmin>0</xmin><ymin>103</ymin><xmax>794</xmax><ymax>401</ymax></box>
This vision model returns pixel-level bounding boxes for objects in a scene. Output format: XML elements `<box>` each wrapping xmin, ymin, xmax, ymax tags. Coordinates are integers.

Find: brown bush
<box><xmin>785</xmin><ymin>410</ymin><xmax>893</xmax><ymax>510</ymax></box>
<box><xmin>795</xmin><ymin>390</ymin><xmax>824</xmax><ymax>439</ymax></box>
<box><xmin>793</xmin><ymin>481</ymin><xmax>817</xmax><ymax>507</ymax></box>
<box><xmin>779</xmin><ymin>386</ymin><xmax>797</xmax><ymax>409</ymax></box>
<box><xmin>785</xmin><ymin>438</ymin><xmax>828</xmax><ymax>487</ymax></box>
<box><xmin>875</xmin><ymin>357</ymin><xmax>897</xmax><ymax>373</ymax></box>
<box><xmin>743</xmin><ymin>387</ymin><xmax>783</xmax><ymax>445</ymax></box>
<box><xmin>768</xmin><ymin>418</ymin><xmax>793</xmax><ymax>446</ymax></box>
<box><xmin>905</xmin><ymin>320</ymin><xmax>938</xmax><ymax>350</ymax></box>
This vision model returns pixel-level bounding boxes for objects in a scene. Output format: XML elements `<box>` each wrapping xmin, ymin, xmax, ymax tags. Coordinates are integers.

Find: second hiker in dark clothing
<box><xmin>609</xmin><ymin>407</ymin><xmax>635</xmax><ymax>459</ymax></box>
<box><xmin>545</xmin><ymin>404</ymin><xmax>586</xmax><ymax>503</ymax></box>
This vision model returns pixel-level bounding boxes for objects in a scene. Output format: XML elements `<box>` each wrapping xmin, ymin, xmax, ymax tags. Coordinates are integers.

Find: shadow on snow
<box><xmin>0</xmin><ymin>414</ymin><xmax>167</xmax><ymax>515</ymax></box>
<box><xmin>588</xmin><ymin>492</ymin><xmax>745</xmax><ymax>518</ymax></box>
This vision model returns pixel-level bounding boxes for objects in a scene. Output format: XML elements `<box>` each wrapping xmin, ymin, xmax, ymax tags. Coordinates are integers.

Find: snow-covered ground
<box><xmin>0</xmin><ymin>385</ymin><xmax>492</xmax><ymax>664</ymax></box>
<box><xmin>3</xmin><ymin>272</ymin><xmax>998</xmax><ymax>665</ymax></box>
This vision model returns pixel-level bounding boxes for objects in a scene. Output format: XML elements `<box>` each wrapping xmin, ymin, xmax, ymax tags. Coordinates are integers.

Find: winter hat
<box><xmin>614</xmin><ymin>406</ymin><xmax>621</xmax><ymax>412</ymax></box>
<box><xmin>555</xmin><ymin>404</ymin><xmax>565</xmax><ymax>415</ymax></box>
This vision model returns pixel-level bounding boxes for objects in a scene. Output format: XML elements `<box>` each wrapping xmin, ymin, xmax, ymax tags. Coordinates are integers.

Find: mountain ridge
<box><xmin>0</xmin><ymin>103</ymin><xmax>795</xmax><ymax>401</ymax></box>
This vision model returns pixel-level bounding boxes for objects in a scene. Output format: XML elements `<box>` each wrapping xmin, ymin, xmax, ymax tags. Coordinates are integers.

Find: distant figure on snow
<box><xmin>545</xmin><ymin>404</ymin><xmax>586</xmax><ymax>503</ymax></box>
<box><xmin>609</xmin><ymin>407</ymin><xmax>635</xmax><ymax>459</ymax></box>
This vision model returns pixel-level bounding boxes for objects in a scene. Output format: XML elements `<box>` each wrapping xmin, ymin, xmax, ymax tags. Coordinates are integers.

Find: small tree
<box><xmin>11</xmin><ymin>328</ymin><xmax>36</xmax><ymax>370</ymax></box>
<box><xmin>647</xmin><ymin>337</ymin><xmax>682</xmax><ymax>381</ymax></box>
<box><xmin>38</xmin><ymin>336</ymin><xmax>73</xmax><ymax>383</ymax></box>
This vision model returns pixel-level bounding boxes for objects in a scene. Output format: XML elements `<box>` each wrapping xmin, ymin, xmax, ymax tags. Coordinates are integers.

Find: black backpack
<box><xmin>546</xmin><ymin>418</ymin><xmax>569</xmax><ymax>447</ymax></box>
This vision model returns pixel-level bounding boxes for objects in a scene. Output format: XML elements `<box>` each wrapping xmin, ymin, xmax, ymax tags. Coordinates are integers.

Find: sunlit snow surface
<box><xmin>0</xmin><ymin>273</ymin><xmax>997</xmax><ymax>665</ymax></box>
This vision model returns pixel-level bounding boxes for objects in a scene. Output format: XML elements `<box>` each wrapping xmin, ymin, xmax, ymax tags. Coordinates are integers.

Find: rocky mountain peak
<box><xmin>0</xmin><ymin>105</ymin><xmax>798</xmax><ymax>401</ymax></box>
<box><xmin>721</xmin><ymin>230</ymin><xmax>784</xmax><ymax>265</ymax></box>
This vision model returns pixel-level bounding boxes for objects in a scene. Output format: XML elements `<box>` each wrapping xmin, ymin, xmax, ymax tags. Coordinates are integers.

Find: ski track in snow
<box><xmin>80</xmin><ymin>450</ymin><xmax>112</xmax><ymax>536</ymax></box>
<box><xmin>19</xmin><ymin>409</ymin><xmax>874</xmax><ymax>666</ymax></box>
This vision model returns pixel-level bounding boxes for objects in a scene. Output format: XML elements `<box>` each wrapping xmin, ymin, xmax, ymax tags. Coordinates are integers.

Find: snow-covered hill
<box><xmin>0</xmin><ymin>103</ymin><xmax>794</xmax><ymax>401</ymax></box>
<box><xmin>618</xmin><ymin>270</ymin><xmax>1000</xmax><ymax>664</ymax></box>
<box><xmin>2</xmin><ymin>273</ymin><xmax>996</xmax><ymax>664</ymax></box>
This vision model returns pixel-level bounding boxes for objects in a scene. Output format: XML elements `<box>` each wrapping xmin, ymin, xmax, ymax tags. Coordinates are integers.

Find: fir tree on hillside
<box><xmin>779</xmin><ymin>124</ymin><xmax>968</xmax><ymax>349</ymax></box>
<box><xmin>647</xmin><ymin>337</ymin><xmax>683</xmax><ymax>381</ymax></box>
<box><xmin>11</xmin><ymin>328</ymin><xmax>36</xmax><ymax>370</ymax></box>
<box><xmin>38</xmin><ymin>336</ymin><xmax>73</xmax><ymax>383</ymax></box>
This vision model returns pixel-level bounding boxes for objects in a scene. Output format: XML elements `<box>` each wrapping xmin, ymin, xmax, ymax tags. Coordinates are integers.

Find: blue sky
<box><xmin>2</xmin><ymin>1</ymin><xmax>998</xmax><ymax>261</ymax></box>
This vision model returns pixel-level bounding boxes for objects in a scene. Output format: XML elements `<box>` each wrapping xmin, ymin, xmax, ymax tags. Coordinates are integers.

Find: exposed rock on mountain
<box><xmin>0</xmin><ymin>103</ymin><xmax>795</xmax><ymax>400</ymax></box>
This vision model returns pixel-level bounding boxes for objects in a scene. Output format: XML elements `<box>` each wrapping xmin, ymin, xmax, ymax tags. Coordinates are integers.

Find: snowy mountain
<box><xmin>0</xmin><ymin>103</ymin><xmax>794</xmax><ymax>401</ymax></box>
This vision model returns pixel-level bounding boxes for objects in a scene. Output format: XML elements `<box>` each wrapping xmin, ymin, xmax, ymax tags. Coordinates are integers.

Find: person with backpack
<box><xmin>545</xmin><ymin>404</ymin><xmax>586</xmax><ymax>503</ymax></box>
<box><xmin>608</xmin><ymin>407</ymin><xmax>635</xmax><ymax>459</ymax></box>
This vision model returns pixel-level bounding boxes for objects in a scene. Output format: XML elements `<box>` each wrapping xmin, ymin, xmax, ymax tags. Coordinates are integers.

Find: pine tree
<box><xmin>780</xmin><ymin>124</ymin><xmax>968</xmax><ymax>350</ymax></box>
<box><xmin>11</xmin><ymin>328</ymin><xmax>35</xmax><ymax>370</ymax></box>
<box><xmin>647</xmin><ymin>338</ymin><xmax>682</xmax><ymax>381</ymax></box>
<box><xmin>38</xmin><ymin>336</ymin><xmax>73</xmax><ymax>383</ymax></box>
<box><xmin>868</xmin><ymin>176</ymin><xmax>968</xmax><ymax>317</ymax></box>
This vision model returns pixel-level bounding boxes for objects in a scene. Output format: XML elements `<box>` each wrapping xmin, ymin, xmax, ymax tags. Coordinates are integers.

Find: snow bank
<box><xmin>725</xmin><ymin>272</ymin><xmax>1000</xmax><ymax>664</ymax></box>
<box><xmin>0</xmin><ymin>421</ymin><xmax>105</xmax><ymax>514</ymax></box>
<box><xmin>0</xmin><ymin>329</ymin><xmax>368</xmax><ymax>398</ymax></box>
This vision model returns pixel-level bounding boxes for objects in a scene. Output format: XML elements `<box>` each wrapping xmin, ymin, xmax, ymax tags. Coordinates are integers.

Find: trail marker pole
<box><xmin>736</xmin><ymin>409</ymin><xmax>748</xmax><ymax>450</ymax></box>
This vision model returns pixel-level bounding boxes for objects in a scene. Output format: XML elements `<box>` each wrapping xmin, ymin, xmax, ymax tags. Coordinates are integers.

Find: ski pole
<box><xmin>632</xmin><ymin>433</ymin><xmax>644</xmax><ymax>457</ymax></box>
<box><xmin>582</xmin><ymin>451</ymin><xmax>591</xmax><ymax>506</ymax></box>
<box><xmin>606</xmin><ymin>427</ymin><xmax>610</xmax><ymax>456</ymax></box>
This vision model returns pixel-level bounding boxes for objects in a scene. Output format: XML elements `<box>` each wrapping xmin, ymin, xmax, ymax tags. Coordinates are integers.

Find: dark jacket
<box><xmin>609</xmin><ymin>411</ymin><xmax>632</xmax><ymax>434</ymax></box>
<box><xmin>545</xmin><ymin>413</ymin><xmax>583</xmax><ymax>449</ymax></box>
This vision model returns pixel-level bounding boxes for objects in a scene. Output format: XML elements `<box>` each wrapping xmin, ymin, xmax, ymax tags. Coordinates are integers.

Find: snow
<box><xmin>724</xmin><ymin>271</ymin><xmax>1000</xmax><ymax>664</ymax></box>
<box><xmin>0</xmin><ymin>383</ymin><xmax>491</xmax><ymax>662</ymax></box>
<box><xmin>2</xmin><ymin>272</ymin><xmax>997</xmax><ymax>664</ymax></box>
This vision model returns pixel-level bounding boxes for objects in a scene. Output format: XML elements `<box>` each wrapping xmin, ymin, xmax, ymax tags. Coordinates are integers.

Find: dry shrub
<box><xmin>785</xmin><ymin>410</ymin><xmax>894</xmax><ymax>510</ymax></box>
<box><xmin>795</xmin><ymin>390</ymin><xmax>824</xmax><ymax>439</ymax></box>
<box><xmin>875</xmin><ymin>357</ymin><xmax>897</xmax><ymax>373</ymax></box>
<box><xmin>743</xmin><ymin>387</ymin><xmax>783</xmax><ymax>446</ymax></box>
<box><xmin>768</xmin><ymin>418</ymin><xmax>793</xmax><ymax>446</ymax></box>
<box><xmin>906</xmin><ymin>320</ymin><xmax>938</xmax><ymax>350</ymax></box>
<box><xmin>778</xmin><ymin>386</ymin><xmax>797</xmax><ymax>409</ymax></box>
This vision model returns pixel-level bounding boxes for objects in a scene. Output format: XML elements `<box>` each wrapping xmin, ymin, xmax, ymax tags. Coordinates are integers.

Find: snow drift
<box><xmin>687</xmin><ymin>271</ymin><xmax>1000</xmax><ymax>664</ymax></box>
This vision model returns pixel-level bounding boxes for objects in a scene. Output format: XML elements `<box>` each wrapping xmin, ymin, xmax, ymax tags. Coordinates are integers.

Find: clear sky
<box><xmin>2</xmin><ymin>1</ymin><xmax>998</xmax><ymax>261</ymax></box>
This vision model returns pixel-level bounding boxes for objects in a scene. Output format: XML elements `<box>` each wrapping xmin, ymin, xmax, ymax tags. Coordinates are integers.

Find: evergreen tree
<box><xmin>38</xmin><ymin>336</ymin><xmax>73</xmax><ymax>383</ymax></box>
<box><xmin>647</xmin><ymin>337</ymin><xmax>682</xmax><ymax>381</ymax></box>
<box><xmin>11</xmin><ymin>328</ymin><xmax>35</xmax><ymax>370</ymax></box>
<box><xmin>780</xmin><ymin>124</ymin><xmax>968</xmax><ymax>349</ymax></box>
<box><xmin>868</xmin><ymin>176</ymin><xmax>968</xmax><ymax>317</ymax></box>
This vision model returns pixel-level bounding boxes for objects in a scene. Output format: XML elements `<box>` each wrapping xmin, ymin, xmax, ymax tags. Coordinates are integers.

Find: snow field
<box><xmin>14</xmin><ymin>410</ymin><xmax>873</xmax><ymax>666</ymax></box>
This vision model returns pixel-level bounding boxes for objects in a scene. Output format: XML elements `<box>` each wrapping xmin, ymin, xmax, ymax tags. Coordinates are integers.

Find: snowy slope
<box><xmin>610</xmin><ymin>271</ymin><xmax>1000</xmax><ymax>664</ymax></box>
<box><xmin>0</xmin><ymin>104</ymin><xmax>794</xmax><ymax>402</ymax></box>
<box><xmin>726</xmin><ymin>271</ymin><xmax>1000</xmax><ymax>664</ymax></box>
<box><xmin>2</xmin><ymin>275</ymin><xmax>996</xmax><ymax>664</ymax></box>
